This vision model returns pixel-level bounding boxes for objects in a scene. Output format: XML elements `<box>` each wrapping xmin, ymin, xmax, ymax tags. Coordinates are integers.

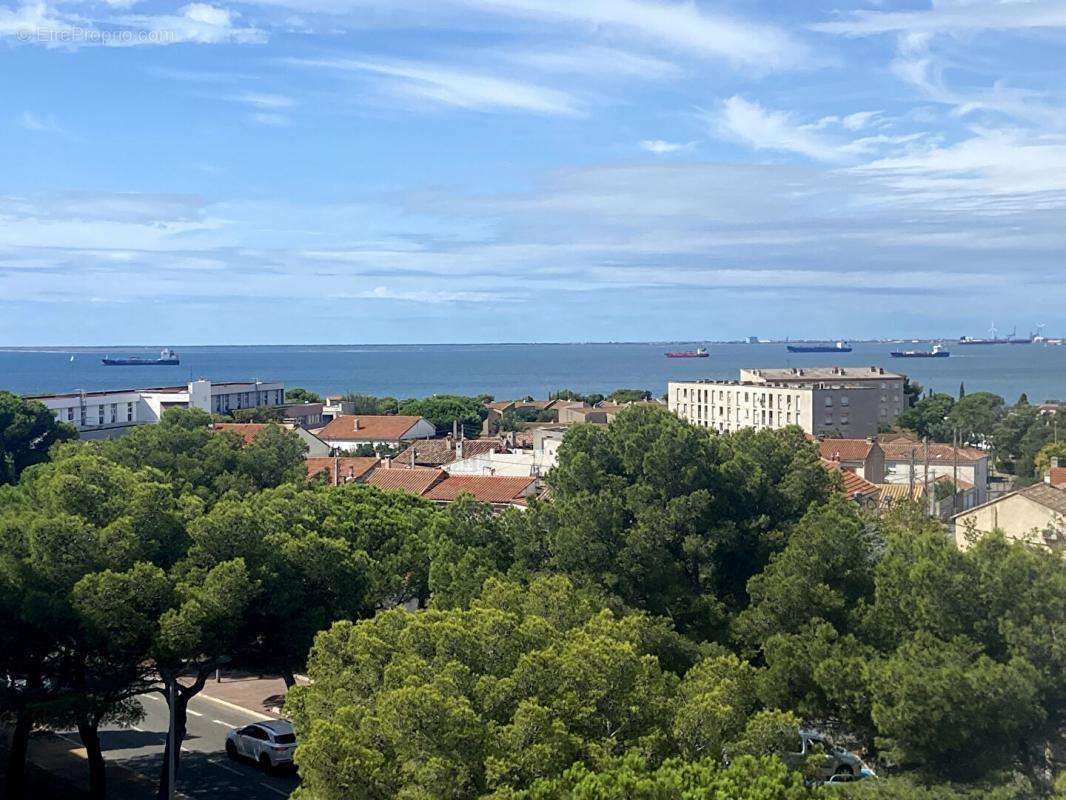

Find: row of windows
<box><xmin>212</xmin><ymin>388</ymin><xmax>285</xmax><ymax>413</ymax></box>
<box><xmin>55</xmin><ymin>401</ymin><xmax>136</xmax><ymax>427</ymax></box>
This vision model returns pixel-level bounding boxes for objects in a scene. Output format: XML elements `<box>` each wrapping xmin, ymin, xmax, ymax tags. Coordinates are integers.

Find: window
<box><xmin>97</xmin><ymin>406</ymin><xmax>104</xmax><ymax>425</ymax></box>
<box><xmin>67</xmin><ymin>407</ymin><xmax>74</xmax><ymax>421</ymax></box>
<box><xmin>840</xmin><ymin>396</ymin><xmax>849</xmax><ymax>407</ymax></box>
<box><xmin>110</xmin><ymin>403</ymin><xmax>118</xmax><ymax>423</ymax></box>
<box><xmin>840</xmin><ymin>413</ymin><xmax>850</xmax><ymax>425</ymax></box>
<box><xmin>274</xmin><ymin>733</ymin><xmax>296</xmax><ymax>744</ymax></box>
<box><xmin>824</xmin><ymin>397</ymin><xmax>833</xmax><ymax>407</ymax></box>
<box><xmin>824</xmin><ymin>413</ymin><xmax>833</xmax><ymax>425</ymax></box>
<box><xmin>127</xmin><ymin>402</ymin><xmax>134</xmax><ymax>421</ymax></box>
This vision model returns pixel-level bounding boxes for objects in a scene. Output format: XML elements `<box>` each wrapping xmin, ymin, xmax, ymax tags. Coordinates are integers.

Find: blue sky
<box><xmin>2</xmin><ymin>0</ymin><xmax>1065</xmax><ymax>344</ymax></box>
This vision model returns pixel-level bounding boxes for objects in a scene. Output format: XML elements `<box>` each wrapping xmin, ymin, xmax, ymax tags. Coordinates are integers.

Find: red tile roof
<box><xmin>821</xmin><ymin>459</ymin><xmax>879</xmax><ymax>498</ymax></box>
<box><xmin>394</xmin><ymin>438</ymin><xmax>505</xmax><ymax>467</ymax></box>
<box><xmin>1049</xmin><ymin>467</ymin><xmax>1066</xmax><ymax>488</ymax></box>
<box><xmin>306</xmin><ymin>457</ymin><xmax>379</xmax><ymax>484</ymax></box>
<box><xmin>317</xmin><ymin>415</ymin><xmax>427</xmax><ymax>442</ymax></box>
<box><xmin>423</xmin><ymin>475</ymin><xmax>537</xmax><ymax>504</ymax></box>
<box><xmin>364</xmin><ymin>467</ymin><xmax>446</xmax><ymax>495</ymax></box>
<box><xmin>818</xmin><ymin>438</ymin><xmax>874</xmax><ymax>462</ymax></box>
<box><xmin>212</xmin><ymin>423</ymin><xmax>268</xmax><ymax>445</ymax></box>
<box><xmin>881</xmin><ymin>440</ymin><xmax>987</xmax><ymax>463</ymax></box>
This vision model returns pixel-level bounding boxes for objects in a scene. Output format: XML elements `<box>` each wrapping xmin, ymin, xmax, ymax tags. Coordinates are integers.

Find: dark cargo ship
<box><xmin>665</xmin><ymin>346</ymin><xmax>709</xmax><ymax>358</ymax></box>
<box><xmin>102</xmin><ymin>348</ymin><xmax>180</xmax><ymax>366</ymax></box>
<box><xmin>891</xmin><ymin>344</ymin><xmax>950</xmax><ymax>358</ymax></box>
<box><xmin>786</xmin><ymin>340</ymin><xmax>852</xmax><ymax>353</ymax></box>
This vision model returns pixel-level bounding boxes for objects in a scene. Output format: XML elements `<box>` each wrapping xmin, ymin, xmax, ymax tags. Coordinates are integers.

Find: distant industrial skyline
<box><xmin>3</xmin><ymin>0</ymin><xmax>1066</xmax><ymax>344</ymax></box>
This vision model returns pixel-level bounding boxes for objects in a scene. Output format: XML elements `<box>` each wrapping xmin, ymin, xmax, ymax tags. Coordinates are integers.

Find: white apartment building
<box><xmin>27</xmin><ymin>379</ymin><xmax>285</xmax><ymax>439</ymax></box>
<box><xmin>669</xmin><ymin>366</ymin><xmax>906</xmax><ymax>438</ymax></box>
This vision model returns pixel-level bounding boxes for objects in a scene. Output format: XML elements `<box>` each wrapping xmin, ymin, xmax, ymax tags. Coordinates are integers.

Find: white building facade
<box><xmin>669</xmin><ymin>366</ymin><xmax>905</xmax><ymax>439</ymax></box>
<box><xmin>28</xmin><ymin>379</ymin><xmax>285</xmax><ymax>439</ymax></box>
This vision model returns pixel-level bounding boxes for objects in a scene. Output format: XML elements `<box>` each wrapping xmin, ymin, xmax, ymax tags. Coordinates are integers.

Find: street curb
<box><xmin>196</xmin><ymin>692</ymin><xmax>278</xmax><ymax>722</ymax></box>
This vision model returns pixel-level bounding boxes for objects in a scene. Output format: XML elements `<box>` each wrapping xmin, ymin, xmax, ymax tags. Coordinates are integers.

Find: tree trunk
<box><xmin>156</xmin><ymin>668</ymin><xmax>211</xmax><ymax>800</ymax></box>
<box><xmin>78</xmin><ymin>718</ymin><xmax>106</xmax><ymax>800</ymax></box>
<box><xmin>281</xmin><ymin>668</ymin><xmax>296</xmax><ymax>689</ymax></box>
<box><xmin>6</xmin><ymin>707</ymin><xmax>33</xmax><ymax>800</ymax></box>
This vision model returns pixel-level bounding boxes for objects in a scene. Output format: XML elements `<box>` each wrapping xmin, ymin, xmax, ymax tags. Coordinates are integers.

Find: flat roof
<box><xmin>26</xmin><ymin>379</ymin><xmax>282</xmax><ymax>401</ymax></box>
<box><xmin>743</xmin><ymin>366</ymin><xmax>903</xmax><ymax>381</ymax></box>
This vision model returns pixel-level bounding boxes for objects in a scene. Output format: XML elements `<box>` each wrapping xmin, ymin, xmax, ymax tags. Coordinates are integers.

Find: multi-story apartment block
<box><xmin>668</xmin><ymin>366</ymin><xmax>906</xmax><ymax>438</ymax></box>
<box><xmin>27</xmin><ymin>379</ymin><xmax>285</xmax><ymax>439</ymax></box>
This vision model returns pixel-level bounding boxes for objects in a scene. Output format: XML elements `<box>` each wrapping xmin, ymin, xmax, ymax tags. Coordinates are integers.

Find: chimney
<box><xmin>348</xmin><ymin>465</ymin><xmax>356</xmax><ymax>481</ymax></box>
<box><xmin>409</xmin><ymin>446</ymin><xmax>415</xmax><ymax>467</ymax></box>
<box><xmin>456</xmin><ymin>439</ymin><xmax>464</xmax><ymax>460</ymax></box>
<box><xmin>384</xmin><ymin>457</ymin><xmax>391</xmax><ymax>470</ymax></box>
<box><xmin>452</xmin><ymin>419</ymin><xmax>458</xmax><ymax>439</ymax></box>
<box><xmin>332</xmin><ymin>457</ymin><xmax>339</xmax><ymax>487</ymax></box>
<box><xmin>353</xmin><ymin>417</ymin><xmax>360</xmax><ymax>431</ymax></box>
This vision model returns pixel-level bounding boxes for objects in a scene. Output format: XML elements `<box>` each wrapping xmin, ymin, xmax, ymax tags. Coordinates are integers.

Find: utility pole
<box><xmin>924</xmin><ymin>437</ymin><xmax>934</xmax><ymax>517</ymax></box>
<box><xmin>952</xmin><ymin>428</ymin><xmax>960</xmax><ymax>516</ymax></box>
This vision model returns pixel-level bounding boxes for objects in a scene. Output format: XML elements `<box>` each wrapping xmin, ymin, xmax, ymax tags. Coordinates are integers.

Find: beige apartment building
<box><xmin>668</xmin><ymin>366</ymin><xmax>906</xmax><ymax>438</ymax></box>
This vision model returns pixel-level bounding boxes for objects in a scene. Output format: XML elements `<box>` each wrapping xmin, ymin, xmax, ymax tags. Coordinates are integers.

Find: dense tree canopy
<box><xmin>2</xmin><ymin>390</ymin><xmax>1065</xmax><ymax>800</ymax></box>
<box><xmin>0</xmin><ymin>391</ymin><xmax>76</xmax><ymax>484</ymax></box>
<box><xmin>399</xmin><ymin>394</ymin><xmax>489</xmax><ymax>438</ymax></box>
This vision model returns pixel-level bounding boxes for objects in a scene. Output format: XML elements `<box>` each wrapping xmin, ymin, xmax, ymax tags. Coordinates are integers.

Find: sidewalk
<box><xmin>1</xmin><ymin>730</ymin><xmax>162</xmax><ymax>800</ymax></box>
<box><xmin>199</xmin><ymin>670</ymin><xmax>308</xmax><ymax>718</ymax></box>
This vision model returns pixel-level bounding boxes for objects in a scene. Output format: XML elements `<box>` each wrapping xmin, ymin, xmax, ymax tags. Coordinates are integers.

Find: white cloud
<box><xmin>287</xmin><ymin>56</ymin><xmax>580</xmax><ymax>115</ymax></box>
<box><xmin>854</xmin><ymin>129</ymin><xmax>1066</xmax><ymax>205</ymax></box>
<box><xmin>434</xmin><ymin>0</ymin><xmax>808</xmax><ymax>70</ymax></box>
<box><xmin>507</xmin><ymin>45</ymin><xmax>681</xmax><ymax>80</ymax></box>
<box><xmin>251</xmin><ymin>112</ymin><xmax>289</xmax><ymax>126</ymax></box>
<box><xmin>814</xmin><ymin>0</ymin><xmax>1066</xmax><ymax>36</ymax></box>
<box><xmin>17</xmin><ymin>111</ymin><xmax>71</xmax><ymax>136</ymax></box>
<box><xmin>640</xmin><ymin>139</ymin><xmax>689</xmax><ymax>155</ymax></box>
<box><xmin>714</xmin><ymin>95</ymin><xmax>845</xmax><ymax>163</ymax></box>
<box><xmin>116</xmin><ymin>3</ymin><xmax>266</xmax><ymax>45</ymax></box>
<box><xmin>231</xmin><ymin>92</ymin><xmax>295</xmax><ymax>109</ymax></box>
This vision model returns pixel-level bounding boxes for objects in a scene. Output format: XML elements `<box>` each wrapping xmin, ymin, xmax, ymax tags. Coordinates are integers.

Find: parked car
<box><xmin>225</xmin><ymin>719</ymin><xmax>297</xmax><ymax>772</ymax></box>
<box><xmin>786</xmin><ymin>730</ymin><xmax>870</xmax><ymax>780</ymax></box>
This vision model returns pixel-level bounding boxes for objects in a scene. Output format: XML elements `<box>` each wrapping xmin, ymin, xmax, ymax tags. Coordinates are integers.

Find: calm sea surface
<box><xmin>2</xmin><ymin>343</ymin><xmax>1065</xmax><ymax>403</ymax></box>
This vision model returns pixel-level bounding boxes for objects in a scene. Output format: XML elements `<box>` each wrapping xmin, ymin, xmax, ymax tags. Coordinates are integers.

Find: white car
<box><xmin>225</xmin><ymin>719</ymin><xmax>297</xmax><ymax>772</ymax></box>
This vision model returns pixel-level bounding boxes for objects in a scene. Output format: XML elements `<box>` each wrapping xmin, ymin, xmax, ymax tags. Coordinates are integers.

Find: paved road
<box><xmin>59</xmin><ymin>692</ymin><xmax>298</xmax><ymax>800</ymax></box>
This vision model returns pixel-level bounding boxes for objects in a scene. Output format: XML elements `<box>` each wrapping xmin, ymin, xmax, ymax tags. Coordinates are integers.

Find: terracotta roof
<box><xmin>306</xmin><ymin>457</ymin><xmax>379</xmax><ymax>483</ymax></box>
<box><xmin>423</xmin><ymin>475</ymin><xmax>537</xmax><ymax>504</ymax></box>
<box><xmin>818</xmin><ymin>438</ymin><xmax>875</xmax><ymax>462</ymax></box>
<box><xmin>212</xmin><ymin>423</ymin><xmax>268</xmax><ymax>445</ymax></box>
<box><xmin>954</xmin><ymin>482</ymin><xmax>1066</xmax><ymax>520</ymax></box>
<box><xmin>881</xmin><ymin>441</ymin><xmax>987</xmax><ymax>463</ymax></box>
<box><xmin>1018</xmin><ymin>483</ymin><xmax>1066</xmax><ymax>515</ymax></box>
<box><xmin>933</xmin><ymin>474</ymin><xmax>975</xmax><ymax>490</ymax></box>
<box><xmin>364</xmin><ymin>467</ymin><xmax>445</xmax><ymax>495</ymax></box>
<box><xmin>874</xmin><ymin>482</ymin><xmax>925</xmax><ymax>507</ymax></box>
<box><xmin>1049</xmin><ymin>467</ymin><xmax>1066</xmax><ymax>488</ymax></box>
<box><xmin>821</xmin><ymin>459</ymin><xmax>879</xmax><ymax>498</ymax></box>
<box><xmin>316</xmin><ymin>415</ymin><xmax>428</xmax><ymax>442</ymax></box>
<box><xmin>394</xmin><ymin>438</ymin><xmax>505</xmax><ymax>467</ymax></box>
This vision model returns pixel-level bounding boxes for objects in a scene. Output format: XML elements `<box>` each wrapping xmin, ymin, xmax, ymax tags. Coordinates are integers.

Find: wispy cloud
<box><xmin>17</xmin><ymin>111</ymin><xmax>73</xmax><ymax>137</ymax></box>
<box><xmin>443</xmin><ymin>0</ymin><xmax>808</xmax><ymax>70</ymax></box>
<box><xmin>640</xmin><ymin>139</ymin><xmax>689</xmax><ymax>155</ymax></box>
<box><xmin>287</xmin><ymin>56</ymin><xmax>580</xmax><ymax>115</ymax></box>
<box><xmin>507</xmin><ymin>45</ymin><xmax>681</xmax><ymax>80</ymax></box>
<box><xmin>713</xmin><ymin>96</ymin><xmax>845</xmax><ymax>163</ymax></box>
<box><xmin>814</xmin><ymin>0</ymin><xmax>1066</xmax><ymax>36</ymax></box>
<box><xmin>230</xmin><ymin>91</ymin><xmax>294</xmax><ymax>109</ymax></box>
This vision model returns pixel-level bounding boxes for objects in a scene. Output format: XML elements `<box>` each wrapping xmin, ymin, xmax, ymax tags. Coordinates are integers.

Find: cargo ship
<box><xmin>786</xmin><ymin>340</ymin><xmax>852</xmax><ymax>354</ymax></box>
<box><xmin>958</xmin><ymin>326</ymin><xmax>1032</xmax><ymax>346</ymax></box>
<box><xmin>891</xmin><ymin>343</ymin><xmax>950</xmax><ymax>358</ymax></box>
<box><xmin>102</xmin><ymin>348</ymin><xmax>180</xmax><ymax>366</ymax></box>
<box><xmin>665</xmin><ymin>347</ymin><xmax>709</xmax><ymax>358</ymax></box>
